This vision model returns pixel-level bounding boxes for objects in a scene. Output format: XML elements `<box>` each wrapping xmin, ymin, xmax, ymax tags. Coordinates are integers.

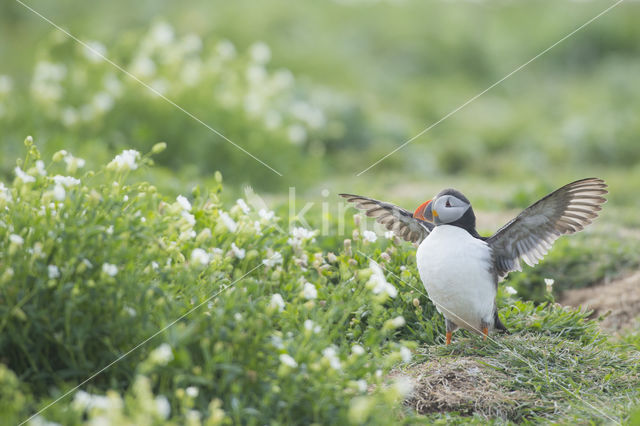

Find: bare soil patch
<box><xmin>393</xmin><ymin>357</ymin><xmax>532</xmax><ymax>420</ymax></box>
<box><xmin>560</xmin><ymin>270</ymin><xmax>640</xmax><ymax>332</ymax></box>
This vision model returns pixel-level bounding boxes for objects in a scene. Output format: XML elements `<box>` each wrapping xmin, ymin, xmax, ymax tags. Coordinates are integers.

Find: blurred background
<box><xmin>1</xmin><ymin>0</ymin><xmax>639</xmax><ymax>221</ymax></box>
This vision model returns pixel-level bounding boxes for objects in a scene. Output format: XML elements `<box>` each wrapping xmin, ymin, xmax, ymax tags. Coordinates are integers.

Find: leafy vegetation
<box><xmin>2</xmin><ymin>0</ymin><xmax>640</xmax><ymax>423</ymax></box>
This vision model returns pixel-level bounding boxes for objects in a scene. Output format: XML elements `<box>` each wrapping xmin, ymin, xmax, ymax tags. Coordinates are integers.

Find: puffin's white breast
<box><xmin>416</xmin><ymin>225</ymin><xmax>496</xmax><ymax>333</ymax></box>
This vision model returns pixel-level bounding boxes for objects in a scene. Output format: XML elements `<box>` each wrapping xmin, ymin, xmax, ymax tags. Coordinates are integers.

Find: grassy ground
<box><xmin>2</xmin><ymin>0</ymin><xmax>640</xmax><ymax>423</ymax></box>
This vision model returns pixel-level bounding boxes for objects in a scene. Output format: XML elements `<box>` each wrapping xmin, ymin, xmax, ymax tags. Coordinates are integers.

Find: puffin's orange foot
<box><xmin>446</xmin><ymin>331</ymin><xmax>452</xmax><ymax>345</ymax></box>
<box><xmin>482</xmin><ymin>327</ymin><xmax>488</xmax><ymax>341</ymax></box>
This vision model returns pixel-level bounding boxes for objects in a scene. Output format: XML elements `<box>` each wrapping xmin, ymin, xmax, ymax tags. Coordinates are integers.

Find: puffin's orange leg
<box><xmin>445</xmin><ymin>331</ymin><xmax>452</xmax><ymax>345</ymax></box>
<box><xmin>482</xmin><ymin>327</ymin><xmax>489</xmax><ymax>341</ymax></box>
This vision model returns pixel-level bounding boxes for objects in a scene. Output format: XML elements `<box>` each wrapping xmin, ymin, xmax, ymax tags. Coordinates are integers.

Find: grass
<box><xmin>1</xmin><ymin>143</ymin><xmax>639</xmax><ymax>424</ymax></box>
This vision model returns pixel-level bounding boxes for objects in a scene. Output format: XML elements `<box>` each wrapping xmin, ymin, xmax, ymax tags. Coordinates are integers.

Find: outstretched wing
<box><xmin>339</xmin><ymin>193</ymin><xmax>434</xmax><ymax>243</ymax></box>
<box><xmin>488</xmin><ymin>178</ymin><xmax>607</xmax><ymax>279</ymax></box>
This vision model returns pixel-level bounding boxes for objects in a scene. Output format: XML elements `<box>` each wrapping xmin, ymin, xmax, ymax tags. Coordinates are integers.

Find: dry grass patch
<box><xmin>395</xmin><ymin>355</ymin><xmax>533</xmax><ymax>420</ymax></box>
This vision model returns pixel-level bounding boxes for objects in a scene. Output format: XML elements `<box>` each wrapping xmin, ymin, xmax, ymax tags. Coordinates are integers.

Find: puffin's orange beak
<box><xmin>413</xmin><ymin>199</ymin><xmax>433</xmax><ymax>222</ymax></box>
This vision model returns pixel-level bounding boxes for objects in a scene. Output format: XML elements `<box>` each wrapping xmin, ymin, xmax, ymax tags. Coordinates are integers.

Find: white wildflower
<box><xmin>190</xmin><ymin>248</ymin><xmax>211</xmax><ymax>266</ymax></box>
<box><xmin>185</xmin><ymin>386</ymin><xmax>199</xmax><ymax>398</ymax></box>
<box><xmin>63</xmin><ymin>154</ymin><xmax>85</xmax><ymax>174</ymax></box>
<box><xmin>287</xmin><ymin>124</ymin><xmax>307</xmax><ymax>145</ymax></box>
<box><xmin>302</xmin><ymin>282</ymin><xmax>318</xmax><ymax>300</ymax></box>
<box><xmin>545</xmin><ymin>278</ymin><xmax>555</xmax><ymax>293</ymax></box>
<box><xmin>304</xmin><ymin>320</ymin><xmax>321</xmax><ymax>334</ymax></box>
<box><xmin>362</xmin><ymin>230</ymin><xmax>377</xmax><ymax>243</ymax></box>
<box><xmin>356</xmin><ymin>380</ymin><xmax>368</xmax><ymax>392</ymax></box>
<box><xmin>389</xmin><ymin>316</ymin><xmax>406</xmax><ymax>328</ymax></box>
<box><xmin>279</xmin><ymin>353</ymin><xmax>298</xmax><ymax>368</ymax></box>
<box><xmin>258</xmin><ymin>209</ymin><xmax>275</xmax><ymax>221</ymax></box>
<box><xmin>322</xmin><ymin>346</ymin><xmax>342</xmax><ymax>370</ymax></box>
<box><xmin>52</xmin><ymin>184</ymin><xmax>66</xmax><ymax>201</ymax></box>
<box><xmin>352</xmin><ymin>345</ymin><xmax>365</xmax><ymax>356</ymax></box>
<box><xmin>219</xmin><ymin>211</ymin><xmax>237</xmax><ymax>232</ymax></box>
<box><xmin>236</xmin><ymin>198</ymin><xmax>250</xmax><ymax>214</ymax></box>
<box><xmin>230</xmin><ymin>242</ymin><xmax>245</xmax><ymax>259</ymax></box>
<box><xmin>14</xmin><ymin>166</ymin><xmax>35</xmax><ymax>183</ymax></box>
<box><xmin>253</xmin><ymin>221</ymin><xmax>262</xmax><ymax>235</ymax></box>
<box><xmin>92</xmin><ymin>92</ymin><xmax>114</xmax><ymax>113</ymax></box>
<box><xmin>249</xmin><ymin>41</ymin><xmax>271</xmax><ymax>64</ymax></box>
<box><xmin>9</xmin><ymin>234</ymin><xmax>24</xmax><ymax>245</ymax></box>
<box><xmin>176</xmin><ymin>195</ymin><xmax>192</xmax><ymax>211</ymax></box>
<box><xmin>505</xmin><ymin>286</ymin><xmax>517</xmax><ymax>295</ymax></box>
<box><xmin>107</xmin><ymin>149</ymin><xmax>140</xmax><ymax>172</ymax></box>
<box><xmin>263</xmin><ymin>252</ymin><xmax>283</xmax><ymax>267</ymax></box>
<box><xmin>384</xmin><ymin>231</ymin><xmax>395</xmax><ymax>239</ymax></box>
<box><xmin>368</xmin><ymin>261</ymin><xmax>397</xmax><ymax>298</ymax></box>
<box><xmin>102</xmin><ymin>263</ymin><xmax>118</xmax><ymax>277</ymax></box>
<box><xmin>155</xmin><ymin>395</ymin><xmax>171</xmax><ymax>419</ymax></box>
<box><xmin>269</xmin><ymin>293</ymin><xmax>285</xmax><ymax>312</ymax></box>
<box><xmin>0</xmin><ymin>182</ymin><xmax>12</xmax><ymax>204</ymax></box>
<box><xmin>48</xmin><ymin>265</ymin><xmax>60</xmax><ymax>279</ymax></box>
<box><xmin>34</xmin><ymin>160</ymin><xmax>47</xmax><ymax>176</ymax></box>
<box><xmin>216</xmin><ymin>39</ymin><xmax>236</xmax><ymax>59</ymax></box>
<box><xmin>83</xmin><ymin>40</ymin><xmax>107</xmax><ymax>63</ymax></box>
<box><xmin>181</xmin><ymin>211</ymin><xmax>196</xmax><ymax>226</ymax></box>
<box><xmin>400</xmin><ymin>346</ymin><xmax>412</xmax><ymax>363</ymax></box>
<box><xmin>149</xmin><ymin>343</ymin><xmax>173</xmax><ymax>365</ymax></box>
<box><xmin>52</xmin><ymin>175</ymin><xmax>80</xmax><ymax>187</ymax></box>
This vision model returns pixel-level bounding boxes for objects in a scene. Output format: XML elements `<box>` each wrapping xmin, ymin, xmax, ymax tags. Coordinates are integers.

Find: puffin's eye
<box><xmin>445</xmin><ymin>199</ymin><xmax>451</xmax><ymax>208</ymax></box>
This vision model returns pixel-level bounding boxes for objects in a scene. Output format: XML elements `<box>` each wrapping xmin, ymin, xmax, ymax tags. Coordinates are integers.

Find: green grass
<box><xmin>1</xmin><ymin>144</ymin><xmax>639</xmax><ymax>424</ymax></box>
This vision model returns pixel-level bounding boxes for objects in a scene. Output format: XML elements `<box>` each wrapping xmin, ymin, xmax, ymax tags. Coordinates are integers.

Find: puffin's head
<box><xmin>413</xmin><ymin>189</ymin><xmax>475</xmax><ymax>228</ymax></box>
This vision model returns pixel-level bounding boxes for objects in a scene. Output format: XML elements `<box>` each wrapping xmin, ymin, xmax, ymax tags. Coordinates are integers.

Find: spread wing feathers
<box><xmin>488</xmin><ymin>178</ymin><xmax>607</xmax><ymax>279</ymax></box>
<box><xmin>339</xmin><ymin>194</ymin><xmax>434</xmax><ymax>243</ymax></box>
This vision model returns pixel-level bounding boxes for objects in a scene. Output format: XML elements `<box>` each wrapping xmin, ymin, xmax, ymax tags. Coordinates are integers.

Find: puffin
<box><xmin>340</xmin><ymin>178</ymin><xmax>607</xmax><ymax>345</ymax></box>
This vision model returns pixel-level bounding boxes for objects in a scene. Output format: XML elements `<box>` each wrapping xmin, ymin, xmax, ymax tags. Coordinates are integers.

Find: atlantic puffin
<box><xmin>340</xmin><ymin>178</ymin><xmax>607</xmax><ymax>345</ymax></box>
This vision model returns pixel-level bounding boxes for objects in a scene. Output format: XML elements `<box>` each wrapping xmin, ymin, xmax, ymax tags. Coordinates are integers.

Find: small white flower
<box><xmin>287</xmin><ymin>124</ymin><xmax>307</xmax><ymax>145</ymax></box>
<box><xmin>151</xmin><ymin>261</ymin><xmax>159</xmax><ymax>270</ymax></box>
<box><xmin>368</xmin><ymin>261</ymin><xmax>397</xmax><ymax>298</ymax></box>
<box><xmin>9</xmin><ymin>234</ymin><xmax>24</xmax><ymax>245</ymax></box>
<box><xmin>0</xmin><ymin>182</ymin><xmax>12</xmax><ymax>204</ymax></box>
<box><xmin>269</xmin><ymin>293</ymin><xmax>285</xmax><ymax>312</ymax></box>
<box><xmin>352</xmin><ymin>345</ymin><xmax>365</xmax><ymax>356</ymax></box>
<box><xmin>279</xmin><ymin>353</ymin><xmax>298</xmax><ymax>368</ymax></box>
<box><xmin>14</xmin><ymin>166</ymin><xmax>35</xmax><ymax>183</ymax></box>
<box><xmin>181</xmin><ymin>211</ymin><xmax>196</xmax><ymax>226</ymax></box>
<box><xmin>52</xmin><ymin>184</ymin><xmax>66</xmax><ymax>201</ymax></box>
<box><xmin>389</xmin><ymin>316</ymin><xmax>406</xmax><ymax>328</ymax></box>
<box><xmin>262</xmin><ymin>252</ymin><xmax>283</xmax><ymax>267</ymax></box>
<box><xmin>34</xmin><ymin>160</ymin><xmax>47</xmax><ymax>176</ymax></box>
<box><xmin>322</xmin><ymin>346</ymin><xmax>342</xmax><ymax>370</ymax></box>
<box><xmin>84</xmin><ymin>40</ymin><xmax>107</xmax><ymax>63</ymax></box>
<box><xmin>302</xmin><ymin>282</ymin><xmax>318</xmax><ymax>300</ymax></box>
<box><xmin>52</xmin><ymin>175</ymin><xmax>80</xmax><ymax>187</ymax></box>
<box><xmin>249</xmin><ymin>41</ymin><xmax>271</xmax><ymax>64</ymax></box>
<box><xmin>64</xmin><ymin>153</ymin><xmax>86</xmax><ymax>173</ymax></box>
<box><xmin>236</xmin><ymin>198</ymin><xmax>250</xmax><ymax>214</ymax></box>
<box><xmin>102</xmin><ymin>263</ymin><xmax>118</xmax><ymax>277</ymax></box>
<box><xmin>155</xmin><ymin>395</ymin><xmax>171</xmax><ymax>419</ymax></box>
<box><xmin>48</xmin><ymin>265</ymin><xmax>60</xmax><ymax>279</ymax></box>
<box><xmin>505</xmin><ymin>286</ymin><xmax>517</xmax><ymax>295</ymax></box>
<box><xmin>230</xmin><ymin>242</ymin><xmax>245</xmax><ymax>259</ymax></box>
<box><xmin>356</xmin><ymin>380</ymin><xmax>368</xmax><ymax>392</ymax></box>
<box><xmin>362</xmin><ymin>230</ymin><xmax>378</xmax><ymax>243</ymax></box>
<box><xmin>190</xmin><ymin>248</ymin><xmax>211</xmax><ymax>266</ymax></box>
<box><xmin>544</xmin><ymin>278</ymin><xmax>555</xmax><ymax>287</ymax></box>
<box><xmin>176</xmin><ymin>195</ymin><xmax>192</xmax><ymax>211</ymax></box>
<box><xmin>384</xmin><ymin>231</ymin><xmax>395</xmax><ymax>239</ymax></box>
<box><xmin>107</xmin><ymin>149</ymin><xmax>140</xmax><ymax>172</ymax></box>
<box><xmin>259</xmin><ymin>209</ymin><xmax>275</xmax><ymax>221</ymax></box>
<box><xmin>216</xmin><ymin>39</ymin><xmax>236</xmax><ymax>59</ymax></box>
<box><xmin>149</xmin><ymin>343</ymin><xmax>173</xmax><ymax>365</ymax></box>
<box><xmin>82</xmin><ymin>258</ymin><xmax>93</xmax><ymax>269</ymax></box>
<box><xmin>219</xmin><ymin>211</ymin><xmax>237</xmax><ymax>232</ymax></box>
<box><xmin>399</xmin><ymin>346</ymin><xmax>412</xmax><ymax>363</ymax></box>
<box><xmin>304</xmin><ymin>320</ymin><xmax>321</xmax><ymax>334</ymax></box>
<box><xmin>185</xmin><ymin>386</ymin><xmax>199</xmax><ymax>398</ymax></box>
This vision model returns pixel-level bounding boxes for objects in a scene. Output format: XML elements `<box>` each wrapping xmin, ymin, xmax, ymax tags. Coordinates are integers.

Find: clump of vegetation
<box><xmin>1</xmin><ymin>141</ymin><xmax>639</xmax><ymax>424</ymax></box>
